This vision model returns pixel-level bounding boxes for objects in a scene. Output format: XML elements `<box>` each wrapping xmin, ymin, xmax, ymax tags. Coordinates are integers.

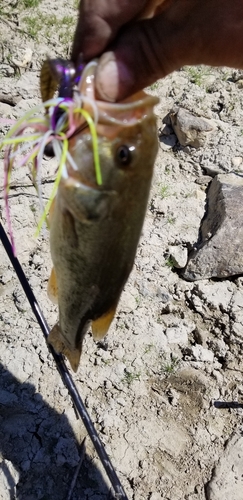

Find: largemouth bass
<box><xmin>47</xmin><ymin>60</ymin><xmax>159</xmax><ymax>371</ymax></box>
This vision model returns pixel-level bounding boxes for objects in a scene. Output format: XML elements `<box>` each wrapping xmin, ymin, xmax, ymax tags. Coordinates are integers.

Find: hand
<box><xmin>72</xmin><ymin>0</ymin><xmax>243</xmax><ymax>101</ymax></box>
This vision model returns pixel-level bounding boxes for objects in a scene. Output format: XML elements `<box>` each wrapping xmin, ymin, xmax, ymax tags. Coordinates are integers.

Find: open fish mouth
<box><xmin>75</xmin><ymin>60</ymin><xmax>159</xmax><ymax>126</ymax></box>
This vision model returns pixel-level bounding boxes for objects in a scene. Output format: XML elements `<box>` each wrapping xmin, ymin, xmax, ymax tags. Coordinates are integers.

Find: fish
<box><xmin>46</xmin><ymin>60</ymin><xmax>159</xmax><ymax>371</ymax></box>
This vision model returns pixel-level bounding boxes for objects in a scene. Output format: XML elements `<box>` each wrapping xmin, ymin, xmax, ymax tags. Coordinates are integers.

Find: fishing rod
<box><xmin>0</xmin><ymin>221</ymin><xmax>128</xmax><ymax>500</ymax></box>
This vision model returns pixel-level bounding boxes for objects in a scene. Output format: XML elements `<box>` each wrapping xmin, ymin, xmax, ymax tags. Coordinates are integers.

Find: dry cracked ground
<box><xmin>0</xmin><ymin>1</ymin><xmax>243</xmax><ymax>500</ymax></box>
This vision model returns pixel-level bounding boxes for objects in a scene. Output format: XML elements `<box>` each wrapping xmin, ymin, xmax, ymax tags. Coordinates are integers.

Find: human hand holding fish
<box><xmin>72</xmin><ymin>0</ymin><xmax>243</xmax><ymax>102</ymax></box>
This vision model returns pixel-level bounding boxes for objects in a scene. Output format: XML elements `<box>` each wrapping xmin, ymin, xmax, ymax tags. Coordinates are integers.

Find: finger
<box><xmin>71</xmin><ymin>0</ymin><xmax>148</xmax><ymax>63</ymax></box>
<box><xmin>95</xmin><ymin>0</ymin><xmax>243</xmax><ymax>101</ymax></box>
<box><xmin>94</xmin><ymin>14</ymin><xmax>188</xmax><ymax>101</ymax></box>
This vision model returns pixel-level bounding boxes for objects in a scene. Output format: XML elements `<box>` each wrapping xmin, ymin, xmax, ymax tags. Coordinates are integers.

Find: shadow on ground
<box><xmin>0</xmin><ymin>362</ymin><xmax>112</xmax><ymax>500</ymax></box>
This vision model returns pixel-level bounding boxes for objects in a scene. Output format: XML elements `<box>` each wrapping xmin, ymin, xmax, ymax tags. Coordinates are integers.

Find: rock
<box><xmin>159</xmin><ymin>134</ymin><xmax>177</xmax><ymax>150</ymax></box>
<box><xmin>237</xmin><ymin>79</ymin><xmax>243</xmax><ymax>89</ymax></box>
<box><xmin>204</xmin><ymin>165</ymin><xmax>222</xmax><ymax>177</ymax></box>
<box><xmin>150</xmin><ymin>494</ymin><xmax>162</xmax><ymax>500</ymax></box>
<box><xmin>149</xmin><ymin>321</ymin><xmax>169</xmax><ymax>349</ymax></box>
<box><xmin>116</xmin><ymin>397</ymin><xmax>126</xmax><ymax>407</ymax></box>
<box><xmin>206</xmin><ymin>432</ymin><xmax>243</xmax><ymax>500</ymax></box>
<box><xmin>183</xmin><ymin>173</ymin><xmax>243</xmax><ymax>280</ymax></box>
<box><xmin>119</xmin><ymin>289</ymin><xmax>137</xmax><ymax>313</ymax></box>
<box><xmin>166</xmin><ymin>325</ymin><xmax>189</xmax><ymax>344</ymax></box>
<box><xmin>12</xmin><ymin>48</ymin><xmax>33</xmax><ymax>69</ymax></box>
<box><xmin>191</xmin><ymin>345</ymin><xmax>214</xmax><ymax>363</ymax></box>
<box><xmin>232</xmin><ymin>156</ymin><xmax>243</xmax><ymax>168</ymax></box>
<box><xmin>0</xmin><ymin>102</ymin><xmax>14</xmax><ymax>116</ymax></box>
<box><xmin>0</xmin><ymin>459</ymin><xmax>19</xmax><ymax>498</ymax></box>
<box><xmin>170</xmin><ymin>107</ymin><xmax>215</xmax><ymax>148</ymax></box>
<box><xmin>168</xmin><ymin>245</ymin><xmax>188</xmax><ymax>268</ymax></box>
<box><xmin>195</xmin><ymin>175</ymin><xmax>212</xmax><ymax>185</ymax></box>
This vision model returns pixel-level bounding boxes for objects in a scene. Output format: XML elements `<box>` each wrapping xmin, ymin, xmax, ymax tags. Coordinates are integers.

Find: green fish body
<box><xmin>47</xmin><ymin>63</ymin><xmax>159</xmax><ymax>371</ymax></box>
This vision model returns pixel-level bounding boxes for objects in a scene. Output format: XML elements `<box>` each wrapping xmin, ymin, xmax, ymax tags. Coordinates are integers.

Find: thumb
<box><xmin>95</xmin><ymin>0</ymin><xmax>243</xmax><ymax>102</ymax></box>
<box><xmin>94</xmin><ymin>15</ymin><xmax>188</xmax><ymax>101</ymax></box>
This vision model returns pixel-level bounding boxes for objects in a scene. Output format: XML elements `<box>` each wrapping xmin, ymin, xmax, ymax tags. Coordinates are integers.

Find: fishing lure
<box><xmin>1</xmin><ymin>58</ymin><xmax>102</xmax><ymax>254</ymax></box>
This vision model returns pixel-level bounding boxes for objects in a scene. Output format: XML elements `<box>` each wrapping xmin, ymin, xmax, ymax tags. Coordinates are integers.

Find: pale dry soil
<box><xmin>0</xmin><ymin>2</ymin><xmax>243</xmax><ymax>500</ymax></box>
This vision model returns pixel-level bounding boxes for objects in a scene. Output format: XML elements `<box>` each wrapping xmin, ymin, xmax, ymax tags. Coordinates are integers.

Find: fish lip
<box><xmin>95</xmin><ymin>93</ymin><xmax>160</xmax><ymax>126</ymax></box>
<box><xmin>75</xmin><ymin>59</ymin><xmax>160</xmax><ymax>127</ymax></box>
<box><xmin>96</xmin><ymin>92</ymin><xmax>160</xmax><ymax>114</ymax></box>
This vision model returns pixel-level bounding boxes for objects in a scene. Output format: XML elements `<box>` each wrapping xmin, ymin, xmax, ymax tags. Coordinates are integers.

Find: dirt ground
<box><xmin>0</xmin><ymin>1</ymin><xmax>243</xmax><ymax>499</ymax></box>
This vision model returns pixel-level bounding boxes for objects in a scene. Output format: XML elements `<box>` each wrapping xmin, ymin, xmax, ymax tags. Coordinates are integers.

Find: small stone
<box><xmin>167</xmin><ymin>388</ymin><xmax>179</xmax><ymax>406</ymax></box>
<box><xmin>166</xmin><ymin>325</ymin><xmax>188</xmax><ymax>344</ymax></box>
<box><xmin>237</xmin><ymin>79</ymin><xmax>243</xmax><ymax>88</ymax></box>
<box><xmin>119</xmin><ymin>290</ymin><xmax>137</xmax><ymax>313</ymax></box>
<box><xmin>156</xmin><ymin>287</ymin><xmax>171</xmax><ymax>303</ymax></box>
<box><xmin>0</xmin><ymin>459</ymin><xmax>19</xmax><ymax>498</ymax></box>
<box><xmin>232</xmin><ymin>156</ymin><xmax>242</xmax><ymax>168</ymax></box>
<box><xmin>191</xmin><ymin>345</ymin><xmax>214</xmax><ymax>362</ymax></box>
<box><xmin>100</xmin><ymin>350</ymin><xmax>111</xmax><ymax>361</ymax></box>
<box><xmin>169</xmin><ymin>245</ymin><xmax>188</xmax><ymax>269</ymax></box>
<box><xmin>105</xmin><ymin>380</ymin><xmax>112</xmax><ymax>390</ymax></box>
<box><xmin>193</xmin><ymin>328</ymin><xmax>208</xmax><ymax>347</ymax></box>
<box><xmin>149</xmin><ymin>234</ymin><xmax>162</xmax><ymax>246</ymax></box>
<box><xmin>114</xmin><ymin>362</ymin><xmax>126</xmax><ymax>377</ymax></box>
<box><xmin>149</xmin><ymin>321</ymin><xmax>168</xmax><ymax>348</ymax></box>
<box><xmin>0</xmin><ymin>102</ymin><xmax>13</xmax><ymax>116</ymax></box>
<box><xmin>0</xmin><ymin>270</ymin><xmax>13</xmax><ymax>284</ymax></box>
<box><xmin>195</xmin><ymin>176</ymin><xmax>212</xmax><ymax>185</ymax></box>
<box><xmin>204</xmin><ymin>165</ymin><xmax>222</xmax><ymax>177</ymax></box>
<box><xmin>149</xmin><ymin>494</ymin><xmax>162</xmax><ymax>500</ymax></box>
<box><xmin>170</xmin><ymin>107</ymin><xmax>215</xmax><ymax>148</ymax></box>
<box><xmin>159</xmin><ymin>134</ymin><xmax>177</xmax><ymax>150</ymax></box>
<box><xmin>116</xmin><ymin>398</ymin><xmax>126</xmax><ymax>407</ymax></box>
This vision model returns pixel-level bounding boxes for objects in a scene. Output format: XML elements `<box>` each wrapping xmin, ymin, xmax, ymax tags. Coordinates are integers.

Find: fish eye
<box><xmin>116</xmin><ymin>145</ymin><xmax>134</xmax><ymax>166</ymax></box>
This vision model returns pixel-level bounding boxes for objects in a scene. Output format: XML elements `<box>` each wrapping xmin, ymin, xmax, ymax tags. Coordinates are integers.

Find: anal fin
<box><xmin>92</xmin><ymin>304</ymin><xmax>117</xmax><ymax>341</ymax></box>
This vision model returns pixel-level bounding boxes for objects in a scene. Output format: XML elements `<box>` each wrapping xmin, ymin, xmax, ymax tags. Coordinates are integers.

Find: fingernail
<box><xmin>96</xmin><ymin>52</ymin><xmax>133</xmax><ymax>102</ymax></box>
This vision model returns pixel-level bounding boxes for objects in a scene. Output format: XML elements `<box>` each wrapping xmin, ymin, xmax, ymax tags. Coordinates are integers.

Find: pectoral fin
<box><xmin>92</xmin><ymin>304</ymin><xmax>117</xmax><ymax>341</ymax></box>
<box><xmin>48</xmin><ymin>324</ymin><xmax>81</xmax><ymax>372</ymax></box>
<box><xmin>47</xmin><ymin>267</ymin><xmax>58</xmax><ymax>304</ymax></box>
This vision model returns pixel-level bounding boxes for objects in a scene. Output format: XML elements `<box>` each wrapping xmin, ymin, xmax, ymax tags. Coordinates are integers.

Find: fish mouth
<box><xmin>65</xmin><ymin>59</ymin><xmax>159</xmax><ymax>182</ymax></box>
<box><xmin>73</xmin><ymin>60</ymin><xmax>160</xmax><ymax>128</ymax></box>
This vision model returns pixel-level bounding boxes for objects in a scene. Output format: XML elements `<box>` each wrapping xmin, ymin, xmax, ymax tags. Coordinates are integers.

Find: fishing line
<box><xmin>0</xmin><ymin>221</ymin><xmax>128</xmax><ymax>500</ymax></box>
